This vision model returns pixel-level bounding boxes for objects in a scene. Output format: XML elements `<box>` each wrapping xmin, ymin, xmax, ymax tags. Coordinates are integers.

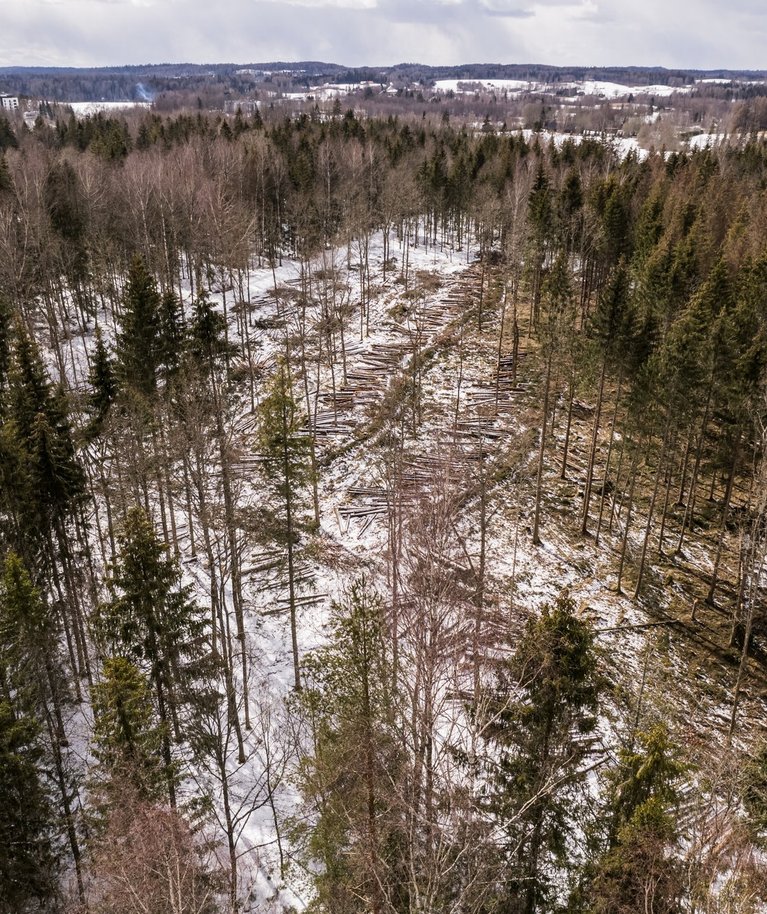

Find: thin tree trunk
<box><xmin>581</xmin><ymin>358</ymin><xmax>607</xmax><ymax>535</ymax></box>
<box><xmin>532</xmin><ymin>349</ymin><xmax>553</xmax><ymax>546</ymax></box>
<box><xmin>707</xmin><ymin>447</ymin><xmax>739</xmax><ymax>605</ymax></box>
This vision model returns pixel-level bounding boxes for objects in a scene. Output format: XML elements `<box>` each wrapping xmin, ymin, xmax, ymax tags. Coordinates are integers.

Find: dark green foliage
<box><xmin>0</xmin><ymin>119</ymin><xmax>17</xmax><ymax>152</ymax></box>
<box><xmin>157</xmin><ymin>288</ymin><xmax>184</xmax><ymax>381</ymax></box>
<box><xmin>571</xmin><ymin>725</ymin><xmax>684</xmax><ymax>914</ymax></box>
<box><xmin>586</xmin><ymin>798</ymin><xmax>682</xmax><ymax>914</ymax></box>
<box><xmin>0</xmin><ymin>701</ymin><xmax>57</xmax><ymax>914</ymax></box>
<box><xmin>97</xmin><ymin>508</ymin><xmax>210</xmax><ymax>802</ymax></box>
<box><xmin>0</xmin><ymin>297</ymin><xmax>11</xmax><ymax>394</ymax></box>
<box><xmin>598</xmin><ymin>179</ymin><xmax>631</xmax><ymax>265</ymax></box>
<box><xmin>59</xmin><ymin>112</ymin><xmax>131</xmax><ymax>159</ymax></box>
<box><xmin>86</xmin><ymin>329</ymin><xmax>118</xmax><ymax>439</ymax></box>
<box><xmin>187</xmin><ymin>288</ymin><xmax>236</xmax><ymax>374</ymax></box>
<box><xmin>606</xmin><ymin>724</ymin><xmax>684</xmax><ymax>843</ymax></box>
<box><xmin>528</xmin><ymin>161</ymin><xmax>554</xmax><ymax>242</ymax></box>
<box><xmin>45</xmin><ymin>160</ymin><xmax>87</xmax><ymax>244</ymax></box>
<box><xmin>0</xmin><ymin>552</ymin><xmax>66</xmax><ymax>719</ymax></box>
<box><xmin>0</xmin><ymin>153</ymin><xmax>10</xmax><ymax>192</ymax></box>
<box><xmin>296</xmin><ymin>579</ymin><xmax>406</xmax><ymax>914</ymax></box>
<box><xmin>1</xmin><ymin>325</ymin><xmax>84</xmax><ymax>557</ymax></box>
<box><xmin>3</xmin><ymin>97</ymin><xmax>767</xmax><ymax>913</ymax></box>
<box><xmin>589</xmin><ymin>259</ymin><xmax>634</xmax><ymax>366</ymax></box>
<box><xmin>258</xmin><ymin>363</ymin><xmax>312</xmax><ymax>512</ymax></box>
<box><xmin>97</xmin><ymin>507</ymin><xmax>207</xmax><ymax>707</ymax></box>
<box><xmin>91</xmin><ymin>656</ymin><xmax>167</xmax><ymax>803</ymax></box>
<box><xmin>484</xmin><ymin>592</ymin><xmax>602</xmax><ymax>914</ymax></box>
<box><xmin>117</xmin><ymin>255</ymin><xmax>162</xmax><ymax>399</ymax></box>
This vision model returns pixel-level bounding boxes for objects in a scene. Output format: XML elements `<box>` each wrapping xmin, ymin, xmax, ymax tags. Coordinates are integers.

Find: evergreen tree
<box><xmin>532</xmin><ymin>252</ymin><xmax>575</xmax><ymax>545</ymax></box>
<box><xmin>97</xmin><ymin>507</ymin><xmax>210</xmax><ymax>806</ymax></box>
<box><xmin>296</xmin><ymin>579</ymin><xmax>406</xmax><ymax>914</ymax></box>
<box><xmin>0</xmin><ymin>552</ymin><xmax>67</xmax><ymax>730</ymax></box>
<box><xmin>3</xmin><ymin>325</ymin><xmax>84</xmax><ymax>555</ymax></box>
<box><xmin>86</xmin><ymin>328</ymin><xmax>118</xmax><ymax>440</ymax></box>
<box><xmin>581</xmin><ymin>258</ymin><xmax>635</xmax><ymax>535</ymax></box>
<box><xmin>258</xmin><ymin>361</ymin><xmax>314</xmax><ymax>690</ymax></box>
<box><xmin>743</xmin><ymin>740</ymin><xmax>767</xmax><ymax>843</ymax></box>
<box><xmin>187</xmin><ymin>287</ymin><xmax>236</xmax><ymax>375</ymax></box>
<box><xmin>0</xmin><ymin>552</ymin><xmax>83</xmax><ymax>903</ymax></box>
<box><xmin>117</xmin><ymin>255</ymin><xmax>162</xmax><ymax>399</ymax></box>
<box><xmin>605</xmin><ymin>724</ymin><xmax>684</xmax><ymax>844</ymax></box>
<box><xmin>483</xmin><ymin>592</ymin><xmax>601</xmax><ymax>914</ymax></box>
<box><xmin>0</xmin><ymin>153</ymin><xmax>11</xmax><ymax>192</ymax></box>
<box><xmin>157</xmin><ymin>288</ymin><xmax>184</xmax><ymax>383</ymax></box>
<box><xmin>573</xmin><ymin>726</ymin><xmax>684</xmax><ymax>914</ymax></box>
<box><xmin>0</xmin><ymin>701</ymin><xmax>57</xmax><ymax>914</ymax></box>
<box><xmin>526</xmin><ymin>160</ymin><xmax>555</xmax><ymax>325</ymax></box>
<box><xmin>91</xmin><ymin>656</ymin><xmax>168</xmax><ymax>804</ymax></box>
<box><xmin>0</xmin><ymin>296</ymin><xmax>11</xmax><ymax>395</ymax></box>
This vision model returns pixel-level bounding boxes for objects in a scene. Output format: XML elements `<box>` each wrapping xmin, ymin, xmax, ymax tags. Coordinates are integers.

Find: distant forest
<box><xmin>2</xmin><ymin>60</ymin><xmax>767</xmax><ymax>102</ymax></box>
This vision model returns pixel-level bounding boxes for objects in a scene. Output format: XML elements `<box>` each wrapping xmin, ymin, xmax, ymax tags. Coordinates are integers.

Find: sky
<box><xmin>1</xmin><ymin>0</ymin><xmax>766</xmax><ymax>71</ymax></box>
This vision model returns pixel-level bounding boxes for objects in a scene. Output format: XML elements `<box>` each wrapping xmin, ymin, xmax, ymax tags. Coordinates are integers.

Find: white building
<box><xmin>0</xmin><ymin>94</ymin><xmax>19</xmax><ymax>111</ymax></box>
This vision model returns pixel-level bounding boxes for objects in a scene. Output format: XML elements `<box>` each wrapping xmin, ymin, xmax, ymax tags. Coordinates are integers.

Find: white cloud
<box><xmin>274</xmin><ymin>0</ymin><xmax>378</xmax><ymax>8</ymax></box>
<box><xmin>0</xmin><ymin>0</ymin><xmax>765</xmax><ymax>70</ymax></box>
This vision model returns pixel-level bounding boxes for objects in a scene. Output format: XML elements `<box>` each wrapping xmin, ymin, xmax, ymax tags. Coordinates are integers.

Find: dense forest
<box><xmin>3</xmin><ymin>103</ymin><xmax>767</xmax><ymax>913</ymax></box>
<box><xmin>2</xmin><ymin>60</ymin><xmax>767</xmax><ymax>105</ymax></box>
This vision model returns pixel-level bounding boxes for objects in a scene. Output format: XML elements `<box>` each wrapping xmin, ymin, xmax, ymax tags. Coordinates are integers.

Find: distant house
<box><xmin>0</xmin><ymin>94</ymin><xmax>19</xmax><ymax>111</ymax></box>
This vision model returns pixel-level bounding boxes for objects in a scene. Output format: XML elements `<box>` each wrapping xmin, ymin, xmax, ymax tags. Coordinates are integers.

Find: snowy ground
<box><xmin>45</xmin><ymin>220</ymin><xmax>767</xmax><ymax>910</ymax></box>
<box><xmin>432</xmin><ymin>76</ymin><xmax>693</xmax><ymax>99</ymax></box>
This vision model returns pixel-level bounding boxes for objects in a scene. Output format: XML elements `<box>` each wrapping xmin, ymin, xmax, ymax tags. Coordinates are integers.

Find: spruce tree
<box><xmin>91</xmin><ymin>656</ymin><xmax>168</xmax><ymax>804</ymax></box>
<box><xmin>4</xmin><ymin>325</ymin><xmax>84</xmax><ymax>555</ymax></box>
<box><xmin>574</xmin><ymin>725</ymin><xmax>684</xmax><ymax>914</ymax></box>
<box><xmin>484</xmin><ymin>592</ymin><xmax>601</xmax><ymax>914</ymax></box>
<box><xmin>258</xmin><ymin>361</ymin><xmax>313</xmax><ymax>690</ymax></box>
<box><xmin>296</xmin><ymin>579</ymin><xmax>405</xmax><ymax>914</ymax></box>
<box><xmin>0</xmin><ymin>701</ymin><xmax>57</xmax><ymax>914</ymax></box>
<box><xmin>0</xmin><ymin>552</ymin><xmax>83</xmax><ymax>903</ymax></box>
<box><xmin>97</xmin><ymin>507</ymin><xmax>210</xmax><ymax>806</ymax></box>
<box><xmin>0</xmin><ymin>295</ymin><xmax>11</xmax><ymax>395</ymax></box>
<box><xmin>157</xmin><ymin>288</ymin><xmax>184</xmax><ymax>383</ymax></box>
<box><xmin>117</xmin><ymin>255</ymin><xmax>162</xmax><ymax>399</ymax></box>
<box><xmin>86</xmin><ymin>328</ymin><xmax>118</xmax><ymax>440</ymax></box>
<box><xmin>0</xmin><ymin>552</ymin><xmax>68</xmax><ymax>733</ymax></box>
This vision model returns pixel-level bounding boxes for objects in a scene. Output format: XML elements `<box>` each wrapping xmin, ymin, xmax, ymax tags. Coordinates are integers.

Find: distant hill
<box><xmin>1</xmin><ymin>61</ymin><xmax>766</xmax><ymax>102</ymax></box>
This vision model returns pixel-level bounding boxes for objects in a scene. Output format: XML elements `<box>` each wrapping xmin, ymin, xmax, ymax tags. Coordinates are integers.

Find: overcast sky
<box><xmin>0</xmin><ymin>0</ymin><xmax>764</xmax><ymax>71</ymax></box>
